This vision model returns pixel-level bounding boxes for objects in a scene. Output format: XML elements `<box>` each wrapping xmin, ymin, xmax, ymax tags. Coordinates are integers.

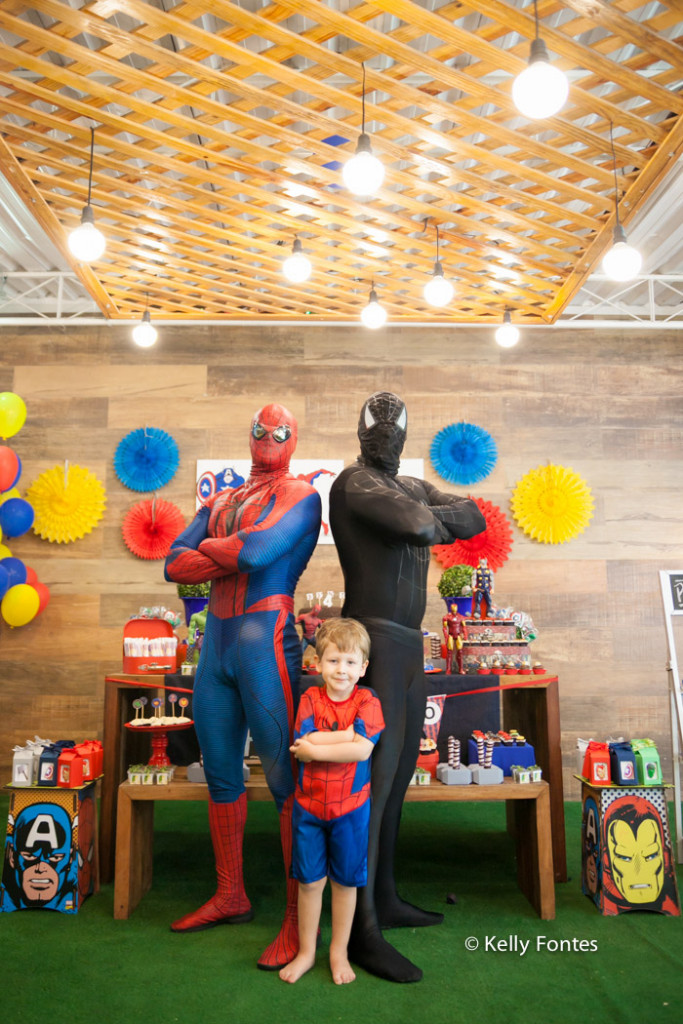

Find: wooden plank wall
<box><xmin>1</xmin><ymin>323</ymin><xmax>681</xmax><ymax>799</ymax></box>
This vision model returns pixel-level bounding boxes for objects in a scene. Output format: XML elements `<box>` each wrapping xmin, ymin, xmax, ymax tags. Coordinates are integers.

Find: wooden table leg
<box><xmin>503</xmin><ymin>678</ymin><xmax>567</xmax><ymax>882</ymax></box>
<box><xmin>100</xmin><ymin>677</ymin><xmax>124</xmax><ymax>885</ymax></box>
<box><xmin>511</xmin><ymin>787</ymin><xmax>555</xmax><ymax>920</ymax></box>
<box><xmin>114</xmin><ymin>787</ymin><xmax>155</xmax><ymax>920</ymax></box>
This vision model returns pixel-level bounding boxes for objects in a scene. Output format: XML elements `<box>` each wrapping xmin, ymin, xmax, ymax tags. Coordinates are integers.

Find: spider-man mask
<box><xmin>249</xmin><ymin>403</ymin><xmax>298</xmax><ymax>477</ymax></box>
<box><xmin>357</xmin><ymin>391</ymin><xmax>407</xmax><ymax>476</ymax></box>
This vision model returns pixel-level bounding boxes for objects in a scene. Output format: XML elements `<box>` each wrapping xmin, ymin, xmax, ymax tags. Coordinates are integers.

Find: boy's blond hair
<box><xmin>315</xmin><ymin>616</ymin><xmax>370</xmax><ymax>662</ymax></box>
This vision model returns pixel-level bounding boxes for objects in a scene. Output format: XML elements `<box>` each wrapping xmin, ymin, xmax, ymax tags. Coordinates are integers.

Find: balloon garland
<box><xmin>511</xmin><ymin>463</ymin><xmax>594</xmax><ymax>544</ymax></box>
<box><xmin>429</xmin><ymin>421</ymin><xmax>498</xmax><ymax>486</ymax></box>
<box><xmin>433</xmin><ymin>496</ymin><xmax>514</xmax><ymax>571</ymax></box>
<box><xmin>0</xmin><ymin>392</ymin><xmax>51</xmax><ymax>629</ymax></box>
<box><xmin>27</xmin><ymin>463</ymin><xmax>107</xmax><ymax>544</ymax></box>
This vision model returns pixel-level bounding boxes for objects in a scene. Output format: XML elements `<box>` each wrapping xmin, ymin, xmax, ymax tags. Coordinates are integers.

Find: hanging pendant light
<box><xmin>495</xmin><ymin>309</ymin><xmax>520</xmax><ymax>348</ymax></box>
<box><xmin>423</xmin><ymin>224</ymin><xmax>454</xmax><ymax>308</ymax></box>
<box><xmin>512</xmin><ymin>0</ymin><xmax>569</xmax><ymax>120</ymax></box>
<box><xmin>342</xmin><ymin>63</ymin><xmax>385</xmax><ymax>197</ymax></box>
<box><xmin>282</xmin><ymin>236</ymin><xmax>312</xmax><ymax>283</ymax></box>
<box><xmin>132</xmin><ymin>295</ymin><xmax>158</xmax><ymax>348</ymax></box>
<box><xmin>601</xmin><ymin>123</ymin><xmax>642</xmax><ymax>282</ymax></box>
<box><xmin>67</xmin><ymin>126</ymin><xmax>106</xmax><ymax>263</ymax></box>
<box><xmin>360</xmin><ymin>283</ymin><xmax>387</xmax><ymax>329</ymax></box>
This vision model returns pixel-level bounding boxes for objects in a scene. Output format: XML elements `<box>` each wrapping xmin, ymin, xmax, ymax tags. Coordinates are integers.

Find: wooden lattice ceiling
<box><xmin>0</xmin><ymin>0</ymin><xmax>682</xmax><ymax>324</ymax></box>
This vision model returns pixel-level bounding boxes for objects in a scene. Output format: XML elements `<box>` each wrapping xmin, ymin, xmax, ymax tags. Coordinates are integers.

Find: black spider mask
<box><xmin>357</xmin><ymin>391</ymin><xmax>408</xmax><ymax>476</ymax></box>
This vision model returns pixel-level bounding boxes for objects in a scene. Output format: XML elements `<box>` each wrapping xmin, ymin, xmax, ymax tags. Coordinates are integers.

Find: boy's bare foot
<box><xmin>278</xmin><ymin>952</ymin><xmax>315</xmax><ymax>984</ymax></box>
<box><xmin>330</xmin><ymin>950</ymin><xmax>356</xmax><ymax>985</ymax></box>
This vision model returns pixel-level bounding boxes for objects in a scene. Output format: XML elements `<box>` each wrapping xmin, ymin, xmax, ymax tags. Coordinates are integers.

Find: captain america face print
<box><xmin>2</xmin><ymin>802</ymin><xmax>75</xmax><ymax>910</ymax></box>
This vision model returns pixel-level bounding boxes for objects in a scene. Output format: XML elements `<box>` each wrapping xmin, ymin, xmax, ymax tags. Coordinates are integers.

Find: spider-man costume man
<box><xmin>164</xmin><ymin>403</ymin><xmax>322</xmax><ymax>969</ymax></box>
<box><xmin>329</xmin><ymin>392</ymin><xmax>486</xmax><ymax>983</ymax></box>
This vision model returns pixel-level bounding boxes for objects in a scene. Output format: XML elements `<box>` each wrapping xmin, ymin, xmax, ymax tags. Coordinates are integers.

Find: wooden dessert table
<box><xmin>100</xmin><ymin>671</ymin><xmax>566</xmax><ymax>888</ymax></box>
<box><xmin>114</xmin><ymin>771</ymin><xmax>554</xmax><ymax>921</ymax></box>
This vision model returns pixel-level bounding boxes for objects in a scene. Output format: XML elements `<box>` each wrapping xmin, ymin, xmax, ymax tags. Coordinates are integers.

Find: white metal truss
<box><xmin>0</xmin><ymin>271</ymin><xmax>681</xmax><ymax>328</ymax></box>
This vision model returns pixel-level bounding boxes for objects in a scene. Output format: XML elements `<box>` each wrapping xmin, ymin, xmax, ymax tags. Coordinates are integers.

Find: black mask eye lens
<box><xmin>252</xmin><ymin>423</ymin><xmax>267</xmax><ymax>440</ymax></box>
<box><xmin>273</xmin><ymin>425</ymin><xmax>291</xmax><ymax>443</ymax></box>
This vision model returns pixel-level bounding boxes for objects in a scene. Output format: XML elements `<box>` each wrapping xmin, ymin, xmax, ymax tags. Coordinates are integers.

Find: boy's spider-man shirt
<box><xmin>294</xmin><ymin>685</ymin><xmax>384</xmax><ymax>822</ymax></box>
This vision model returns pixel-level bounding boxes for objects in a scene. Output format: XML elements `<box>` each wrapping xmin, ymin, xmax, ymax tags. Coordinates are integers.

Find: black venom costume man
<box><xmin>329</xmin><ymin>392</ymin><xmax>485</xmax><ymax>982</ymax></box>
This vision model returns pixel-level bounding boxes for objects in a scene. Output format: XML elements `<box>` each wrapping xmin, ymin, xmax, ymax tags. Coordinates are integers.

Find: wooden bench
<box><xmin>114</xmin><ymin>773</ymin><xmax>555</xmax><ymax>922</ymax></box>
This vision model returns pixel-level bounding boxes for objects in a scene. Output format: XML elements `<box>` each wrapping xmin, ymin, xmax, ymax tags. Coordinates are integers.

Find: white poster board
<box><xmin>195</xmin><ymin>458</ymin><xmax>425</xmax><ymax>546</ymax></box>
<box><xmin>658</xmin><ymin>570</ymin><xmax>683</xmax><ymax>861</ymax></box>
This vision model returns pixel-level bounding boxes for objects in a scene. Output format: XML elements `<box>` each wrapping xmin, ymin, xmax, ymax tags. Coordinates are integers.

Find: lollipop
<box><xmin>447</xmin><ymin>736</ymin><xmax>461</xmax><ymax>770</ymax></box>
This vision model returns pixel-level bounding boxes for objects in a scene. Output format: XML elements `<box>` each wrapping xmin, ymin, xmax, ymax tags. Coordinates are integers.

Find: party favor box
<box><xmin>581</xmin><ymin>781</ymin><xmax>680</xmax><ymax>917</ymax></box>
<box><xmin>1</xmin><ymin>783</ymin><xmax>98</xmax><ymax>914</ymax></box>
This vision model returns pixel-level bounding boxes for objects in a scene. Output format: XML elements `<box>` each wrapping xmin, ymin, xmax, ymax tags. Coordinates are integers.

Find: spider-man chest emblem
<box><xmin>209</xmin><ymin>484</ymin><xmax>275</xmax><ymax>539</ymax></box>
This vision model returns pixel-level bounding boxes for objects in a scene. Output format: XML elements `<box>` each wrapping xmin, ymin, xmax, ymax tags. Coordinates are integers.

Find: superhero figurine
<box><xmin>295</xmin><ymin>604</ymin><xmax>323</xmax><ymax>657</ymax></box>
<box><xmin>329</xmin><ymin>391</ymin><xmax>485</xmax><ymax>983</ymax></box>
<box><xmin>442</xmin><ymin>599</ymin><xmax>466</xmax><ymax>674</ymax></box>
<box><xmin>1</xmin><ymin>802</ymin><xmax>75</xmax><ymax>912</ymax></box>
<box><xmin>472</xmin><ymin>557</ymin><xmax>494</xmax><ymax>619</ymax></box>
<box><xmin>164</xmin><ymin>403</ymin><xmax>322</xmax><ymax>969</ymax></box>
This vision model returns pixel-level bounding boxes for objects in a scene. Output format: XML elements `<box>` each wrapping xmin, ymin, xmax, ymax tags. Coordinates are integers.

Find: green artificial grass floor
<box><xmin>1</xmin><ymin>798</ymin><xmax>682</xmax><ymax>1024</ymax></box>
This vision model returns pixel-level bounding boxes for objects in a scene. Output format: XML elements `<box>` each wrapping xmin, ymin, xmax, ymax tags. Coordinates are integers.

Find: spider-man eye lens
<box><xmin>252</xmin><ymin>423</ymin><xmax>267</xmax><ymax>440</ymax></box>
<box><xmin>272</xmin><ymin>425</ymin><xmax>292</xmax><ymax>443</ymax></box>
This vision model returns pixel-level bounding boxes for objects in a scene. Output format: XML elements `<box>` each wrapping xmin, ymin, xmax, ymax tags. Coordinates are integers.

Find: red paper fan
<box><xmin>122</xmin><ymin>499</ymin><xmax>185</xmax><ymax>560</ymax></box>
<box><xmin>433</xmin><ymin>496</ymin><xmax>513</xmax><ymax>572</ymax></box>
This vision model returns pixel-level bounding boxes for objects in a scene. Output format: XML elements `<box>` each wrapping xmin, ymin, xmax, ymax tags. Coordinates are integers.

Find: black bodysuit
<box><xmin>329</xmin><ymin>392</ymin><xmax>485</xmax><ymax>983</ymax></box>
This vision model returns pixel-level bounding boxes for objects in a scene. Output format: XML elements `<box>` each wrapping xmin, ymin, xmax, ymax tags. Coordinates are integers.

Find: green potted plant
<box><xmin>176</xmin><ymin>581</ymin><xmax>210</xmax><ymax>625</ymax></box>
<box><xmin>437</xmin><ymin>564</ymin><xmax>474</xmax><ymax>615</ymax></box>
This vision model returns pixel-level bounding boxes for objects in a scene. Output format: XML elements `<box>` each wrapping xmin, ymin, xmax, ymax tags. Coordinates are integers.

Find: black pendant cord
<box><xmin>87</xmin><ymin>126</ymin><xmax>95</xmax><ymax>206</ymax></box>
<box><xmin>609</xmin><ymin>121</ymin><xmax>622</xmax><ymax>230</ymax></box>
<box><xmin>361</xmin><ymin>62</ymin><xmax>366</xmax><ymax>133</ymax></box>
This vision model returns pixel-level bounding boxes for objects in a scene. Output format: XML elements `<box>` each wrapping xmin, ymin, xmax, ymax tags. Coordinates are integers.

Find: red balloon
<box><xmin>24</xmin><ymin>566</ymin><xmax>38</xmax><ymax>587</ymax></box>
<box><xmin>0</xmin><ymin>446</ymin><xmax>19</xmax><ymax>492</ymax></box>
<box><xmin>33</xmin><ymin>581</ymin><xmax>50</xmax><ymax>614</ymax></box>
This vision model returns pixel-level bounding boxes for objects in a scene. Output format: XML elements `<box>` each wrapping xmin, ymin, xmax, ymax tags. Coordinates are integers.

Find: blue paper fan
<box><xmin>430</xmin><ymin>422</ymin><xmax>497</xmax><ymax>485</ymax></box>
<box><xmin>114</xmin><ymin>427</ymin><xmax>179</xmax><ymax>492</ymax></box>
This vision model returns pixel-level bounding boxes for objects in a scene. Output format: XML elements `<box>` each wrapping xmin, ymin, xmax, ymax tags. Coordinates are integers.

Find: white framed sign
<box><xmin>195</xmin><ymin>458</ymin><xmax>424</xmax><ymax>546</ymax></box>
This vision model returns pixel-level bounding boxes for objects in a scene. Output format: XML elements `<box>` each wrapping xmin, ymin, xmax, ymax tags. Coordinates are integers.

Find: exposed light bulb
<box><xmin>360</xmin><ymin>288</ymin><xmax>387</xmax><ymax>329</ymax></box>
<box><xmin>68</xmin><ymin>206</ymin><xmax>106</xmax><ymax>262</ymax></box>
<box><xmin>343</xmin><ymin>135</ymin><xmax>385</xmax><ymax>196</ymax></box>
<box><xmin>513</xmin><ymin>37</ymin><xmax>568</xmax><ymax>120</ymax></box>
<box><xmin>132</xmin><ymin>310</ymin><xmax>158</xmax><ymax>348</ymax></box>
<box><xmin>282</xmin><ymin>238</ymin><xmax>312</xmax><ymax>283</ymax></box>
<box><xmin>602</xmin><ymin>224</ymin><xmax>642</xmax><ymax>281</ymax></box>
<box><xmin>424</xmin><ymin>263</ymin><xmax>454</xmax><ymax>308</ymax></box>
<box><xmin>495</xmin><ymin>311</ymin><xmax>520</xmax><ymax>348</ymax></box>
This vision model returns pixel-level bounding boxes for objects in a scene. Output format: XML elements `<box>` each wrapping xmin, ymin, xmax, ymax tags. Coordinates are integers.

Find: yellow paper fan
<box><xmin>27</xmin><ymin>463</ymin><xmax>107</xmax><ymax>543</ymax></box>
<box><xmin>511</xmin><ymin>463</ymin><xmax>594</xmax><ymax>545</ymax></box>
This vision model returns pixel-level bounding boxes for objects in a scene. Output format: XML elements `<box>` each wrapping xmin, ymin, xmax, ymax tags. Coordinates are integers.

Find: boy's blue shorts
<box><xmin>291</xmin><ymin>799</ymin><xmax>370</xmax><ymax>887</ymax></box>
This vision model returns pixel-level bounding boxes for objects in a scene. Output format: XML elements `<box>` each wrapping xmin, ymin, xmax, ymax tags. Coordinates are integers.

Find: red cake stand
<box><xmin>125</xmin><ymin>720</ymin><xmax>194</xmax><ymax>767</ymax></box>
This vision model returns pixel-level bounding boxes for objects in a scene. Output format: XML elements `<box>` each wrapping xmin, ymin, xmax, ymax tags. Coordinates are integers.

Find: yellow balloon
<box><xmin>0</xmin><ymin>542</ymin><xmax>12</xmax><ymax>560</ymax></box>
<box><xmin>0</xmin><ymin>487</ymin><xmax>20</xmax><ymax>507</ymax></box>
<box><xmin>0</xmin><ymin>393</ymin><xmax>27</xmax><ymax>440</ymax></box>
<box><xmin>1</xmin><ymin>583</ymin><xmax>39</xmax><ymax>627</ymax></box>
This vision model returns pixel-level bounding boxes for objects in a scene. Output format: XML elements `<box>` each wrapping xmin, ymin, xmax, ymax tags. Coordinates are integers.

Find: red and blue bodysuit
<box><xmin>164</xmin><ymin>403</ymin><xmax>321</xmax><ymax>969</ymax></box>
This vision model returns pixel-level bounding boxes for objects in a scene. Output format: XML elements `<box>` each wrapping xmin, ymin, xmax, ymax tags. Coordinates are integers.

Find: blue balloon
<box><xmin>0</xmin><ymin>497</ymin><xmax>34</xmax><ymax>538</ymax></box>
<box><xmin>8</xmin><ymin>453</ymin><xmax>21</xmax><ymax>491</ymax></box>
<box><xmin>0</xmin><ymin>564</ymin><xmax>9</xmax><ymax>600</ymax></box>
<box><xmin>0</xmin><ymin>556</ymin><xmax>27</xmax><ymax>587</ymax></box>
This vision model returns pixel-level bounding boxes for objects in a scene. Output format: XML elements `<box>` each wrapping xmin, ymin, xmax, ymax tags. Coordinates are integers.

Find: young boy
<box><xmin>279</xmin><ymin>617</ymin><xmax>384</xmax><ymax>985</ymax></box>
